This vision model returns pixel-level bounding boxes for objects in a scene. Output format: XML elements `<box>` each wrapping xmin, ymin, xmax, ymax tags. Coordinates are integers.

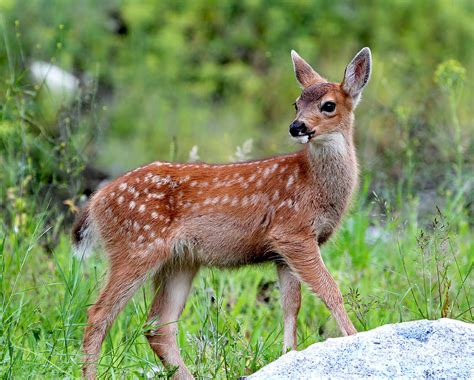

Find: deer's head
<box><xmin>289</xmin><ymin>48</ymin><xmax>371</xmax><ymax>145</ymax></box>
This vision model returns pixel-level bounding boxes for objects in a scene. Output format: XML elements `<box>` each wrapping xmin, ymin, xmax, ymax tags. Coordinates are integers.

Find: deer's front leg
<box><xmin>277</xmin><ymin>264</ymin><xmax>301</xmax><ymax>352</ymax></box>
<box><xmin>276</xmin><ymin>236</ymin><xmax>357</xmax><ymax>336</ymax></box>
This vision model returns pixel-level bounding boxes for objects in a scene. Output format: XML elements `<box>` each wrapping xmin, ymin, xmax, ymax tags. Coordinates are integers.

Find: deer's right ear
<box><xmin>341</xmin><ymin>47</ymin><xmax>372</xmax><ymax>103</ymax></box>
<box><xmin>291</xmin><ymin>50</ymin><xmax>324</xmax><ymax>89</ymax></box>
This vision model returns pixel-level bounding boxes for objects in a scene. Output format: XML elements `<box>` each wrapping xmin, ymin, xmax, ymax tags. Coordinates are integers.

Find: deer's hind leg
<box><xmin>82</xmin><ymin>249</ymin><xmax>165</xmax><ymax>380</ymax></box>
<box><xmin>145</xmin><ymin>265</ymin><xmax>198</xmax><ymax>380</ymax></box>
<box><xmin>277</xmin><ymin>263</ymin><xmax>301</xmax><ymax>352</ymax></box>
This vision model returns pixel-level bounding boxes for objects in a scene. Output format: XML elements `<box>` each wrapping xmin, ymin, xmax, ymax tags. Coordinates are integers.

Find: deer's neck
<box><xmin>303</xmin><ymin>130</ymin><xmax>358</xmax><ymax>220</ymax></box>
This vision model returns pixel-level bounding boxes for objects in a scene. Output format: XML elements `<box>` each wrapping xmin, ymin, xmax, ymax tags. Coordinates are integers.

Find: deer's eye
<box><xmin>292</xmin><ymin>102</ymin><xmax>298</xmax><ymax>111</ymax></box>
<box><xmin>321</xmin><ymin>101</ymin><xmax>336</xmax><ymax>113</ymax></box>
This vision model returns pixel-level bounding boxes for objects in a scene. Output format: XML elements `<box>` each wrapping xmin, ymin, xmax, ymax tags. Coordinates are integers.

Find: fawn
<box><xmin>72</xmin><ymin>47</ymin><xmax>372</xmax><ymax>379</ymax></box>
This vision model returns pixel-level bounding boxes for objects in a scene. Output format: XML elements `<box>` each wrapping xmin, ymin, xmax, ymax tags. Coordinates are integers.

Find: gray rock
<box><xmin>248</xmin><ymin>319</ymin><xmax>474</xmax><ymax>379</ymax></box>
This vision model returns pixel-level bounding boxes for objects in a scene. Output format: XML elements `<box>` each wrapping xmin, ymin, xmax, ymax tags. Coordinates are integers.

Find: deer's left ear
<box><xmin>342</xmin><ymin>47</ymin><xmax>372</xmax><ymax>104</ymax></box>
<box><xmin>291</xmin><ymin>50</ymin><xmax>325</xmax><ymax>89</ymax></box>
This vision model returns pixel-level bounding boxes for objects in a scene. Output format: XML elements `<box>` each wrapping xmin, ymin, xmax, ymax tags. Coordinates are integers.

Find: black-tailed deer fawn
<box><xmin>73</xmin><ymin>47</ymin><xmax>371</xmax><ymax>379</ymax></box>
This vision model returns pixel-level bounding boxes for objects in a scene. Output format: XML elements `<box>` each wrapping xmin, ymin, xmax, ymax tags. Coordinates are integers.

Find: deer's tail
<box><xmin>71</xmin><ymin>204</ymin><xmax>98</xmax><ymax>260</ymax></box>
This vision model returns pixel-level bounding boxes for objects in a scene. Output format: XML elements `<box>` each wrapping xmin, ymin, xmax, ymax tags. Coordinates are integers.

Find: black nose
<box><xmin>289</xmin><ymin>120</ymin><xmax>307</xmax><ymax>137</ymax></box>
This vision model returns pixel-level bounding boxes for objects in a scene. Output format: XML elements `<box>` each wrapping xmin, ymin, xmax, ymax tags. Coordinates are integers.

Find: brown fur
<box><xmin>74</xmin><ymin>47</ymin><xmax>372</xmax><ymax>379</ymax></box>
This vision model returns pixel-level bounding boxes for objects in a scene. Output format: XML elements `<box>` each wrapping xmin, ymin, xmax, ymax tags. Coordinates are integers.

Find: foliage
<box><xmin>0</xmin><ymin>1</ymin><xmax>472</xmax><ymax>378</ymax></box>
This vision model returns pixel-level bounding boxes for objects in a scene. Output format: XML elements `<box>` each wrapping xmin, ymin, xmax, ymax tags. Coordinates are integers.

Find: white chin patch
<box><xmin>291</xmin><ymin>135</ymin><xmax>310</xmax><ymax>144</ymax></box>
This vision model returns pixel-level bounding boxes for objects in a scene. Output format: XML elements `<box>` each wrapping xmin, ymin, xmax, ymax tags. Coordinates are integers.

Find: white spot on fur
<box><xmin>133</xmin><ymin>221</ymin><xmax>141</xmax><ymax>231</ymax></box>
<box><xmin>272</xmin><ymin>190</ymin><xmax>280</xmax><ymax>201</ymax></box>
<box><xmin>139</xmin><ymin>204</ymin><xmax>146</xmax><ymax>213</ymax></box>
<box><xmin>152</xmin><ymin>175</ymin><xmax>172</xmax><ymax>186</ymax></box>
<box><xmin>119</xmin><ymin>183</ymin><xmax>127</xmax><ymax>191</ymax></box>
<box><xmin>286</xmin><ymin>175</ymin><xmax>294</xmax><ymax>189</ymax></box>
<box><xmin>118</xmin><ymin>196</ymin><xmax>124</xmax><ymax>204</ymax></box>
<box><xmin>129</xmin><ymin>201</ymin><xmax>136</xmax><ymax>210</ymax></box>
<box><xmin>151</xmin><ymin>211</ymin><xmax>158</xmax><ymax>219</ymax></box>
<box><xmin>250</xmin><ymin>194</ymin><xmax>259</xmax><ymax>205</ymax></box>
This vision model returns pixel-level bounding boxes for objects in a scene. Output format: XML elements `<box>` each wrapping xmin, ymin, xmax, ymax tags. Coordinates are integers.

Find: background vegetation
<box><xmin>0</xmin><ymin>0</ymin><xmax>472</xmax><ymax>378</ymax></box>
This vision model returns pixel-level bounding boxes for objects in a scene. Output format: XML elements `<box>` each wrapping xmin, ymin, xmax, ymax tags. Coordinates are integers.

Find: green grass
<box><xmin>0</xmin><ymin>1</ymin><xmax>473</xmax><ymax>378</ymax></box>
<box><xmin>1</xmin><ymin>186</ymin><xmax>472</xmax><ymax>379</ymax></box>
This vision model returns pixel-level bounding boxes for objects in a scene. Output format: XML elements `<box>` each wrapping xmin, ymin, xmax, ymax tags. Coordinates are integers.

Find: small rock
<box><xmin>247</xmin><ymin>319</ymin><xmax>474</xmax><ymax>379</ymax></box>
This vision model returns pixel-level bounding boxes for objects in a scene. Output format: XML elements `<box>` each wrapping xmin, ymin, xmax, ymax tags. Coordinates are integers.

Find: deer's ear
<box><xmin>342</xmin><ymin>47</ymin><xmax>372</xmax><ymax>102</ymax></box>
<box><xmin>291</xmin><ymin>50</ymin><xmax>324</xmax><ymax>89</ymax></box>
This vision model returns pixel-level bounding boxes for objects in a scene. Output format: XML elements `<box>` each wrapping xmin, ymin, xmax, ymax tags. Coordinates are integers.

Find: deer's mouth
<box><xmin>291</xmin><ymin>130</ymin><xmax>316</xmax><ymax>144</ymax></box>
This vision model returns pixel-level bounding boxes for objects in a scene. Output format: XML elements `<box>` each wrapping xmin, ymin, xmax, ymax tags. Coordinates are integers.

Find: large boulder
<box><xmin>248</xmin><ymin>319</ymin><xmax>473</xmax><ymax>379</ymax></box>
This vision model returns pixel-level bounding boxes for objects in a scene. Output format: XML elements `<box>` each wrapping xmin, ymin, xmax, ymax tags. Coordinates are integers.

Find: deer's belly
<box><xmin>171</xmin><ymin>213</ymin><xmax>277</xmax><ymax>267</ymax></box>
